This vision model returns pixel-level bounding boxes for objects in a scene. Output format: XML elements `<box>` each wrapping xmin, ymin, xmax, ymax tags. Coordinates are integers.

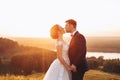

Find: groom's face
<box><xmin>65</xmin><ymin>22</ymin><xmax>72</xmax><ymax>33</ymax></box>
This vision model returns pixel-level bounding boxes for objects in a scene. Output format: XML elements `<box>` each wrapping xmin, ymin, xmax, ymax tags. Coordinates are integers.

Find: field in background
<box><xmin>11</xmin><ymin>37</ymin><xmax>120</xmax><ymax>53</ymax></box>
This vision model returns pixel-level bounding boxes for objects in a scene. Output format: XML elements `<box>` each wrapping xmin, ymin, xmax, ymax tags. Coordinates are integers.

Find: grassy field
<box><xmin>84</xmin><ymin>70</ymin><xmax>120</xmax><ymax>80</ymax></box>
<box><xmin>0</xmin><ymin>73</ymin><xmax>44</xmax><ymax>80</ymax></box>
<box><xmin>0</xmin><ymin>70</ymin><xmax>120</xmax><ymax>80</ymax></box>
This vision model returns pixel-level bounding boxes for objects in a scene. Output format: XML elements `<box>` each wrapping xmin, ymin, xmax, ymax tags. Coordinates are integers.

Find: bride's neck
<box><xmin>57</xmin><ymin>34</ymin><xmax>63</xmax><ymax>41</ymax></box>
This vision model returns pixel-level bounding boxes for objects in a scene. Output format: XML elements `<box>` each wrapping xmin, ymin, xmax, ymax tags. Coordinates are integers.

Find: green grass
<box><xmin>0</xmin><ymin>70</ymin><xmax>120</xmax><ymax>80</ymax></box>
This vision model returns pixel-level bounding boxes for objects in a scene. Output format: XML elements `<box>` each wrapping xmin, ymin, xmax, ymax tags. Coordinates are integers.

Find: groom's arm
<box><xmin>72</xmin><ymin>34</ymin><xmax>86</xmax><ymax>66</ymax></box>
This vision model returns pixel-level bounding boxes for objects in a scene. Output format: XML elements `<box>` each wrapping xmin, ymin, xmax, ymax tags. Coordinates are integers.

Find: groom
<box><xmin>65</xmin><ymin>19</ymin><xmax>89</xmax><ymax>80</ymax></box>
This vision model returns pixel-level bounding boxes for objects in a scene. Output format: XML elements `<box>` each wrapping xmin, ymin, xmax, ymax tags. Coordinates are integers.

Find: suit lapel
<box><xmin>69</xmin><ymin>31</ymin><xmax>78</xmax><ymax>50</ymax></box>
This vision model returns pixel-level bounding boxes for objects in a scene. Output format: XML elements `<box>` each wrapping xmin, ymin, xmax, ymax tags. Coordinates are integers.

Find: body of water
<box><xmin>87</xmin><ymin>52</ymin><xmax>120</xmax><ymax>59</ymax></box>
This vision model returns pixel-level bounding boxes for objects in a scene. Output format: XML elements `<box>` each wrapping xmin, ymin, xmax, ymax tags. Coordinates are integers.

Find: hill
<box><xmin>0</xmin><ymin>37</ymin><xmax>56</xmax><ymax>75</ymax></box>
<box><xmin>11</xmin><ymin>37</ymin><xmax>120</xmax><ymax>53</ymax></box>
<box><xmin>86</xmin><ymin>37</ymin><xmax>120</xmax><ymax>53</ymax></box>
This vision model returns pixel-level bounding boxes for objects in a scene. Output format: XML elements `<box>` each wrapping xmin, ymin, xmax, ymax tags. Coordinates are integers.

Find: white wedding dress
<box><xmin>43</xmin><ymin>40</ymin><xmax>71</xmax><ymax>80</ymax></box>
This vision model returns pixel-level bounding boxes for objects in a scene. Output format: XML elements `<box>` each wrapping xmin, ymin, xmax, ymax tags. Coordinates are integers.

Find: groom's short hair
<box><xmin>65</xmin><ymin>19</ymin><xmax>77</xmax><ymax>28</ymax></box>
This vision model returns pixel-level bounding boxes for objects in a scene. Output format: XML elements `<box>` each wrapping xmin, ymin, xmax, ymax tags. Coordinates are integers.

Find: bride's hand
<box><xmin>70</xmin><ymin>64</ymin><xmax>77</xmax><ymax>72</ymax></box>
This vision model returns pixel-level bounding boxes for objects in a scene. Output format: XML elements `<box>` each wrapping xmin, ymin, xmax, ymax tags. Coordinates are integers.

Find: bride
<box><xmin>43</xmin><ymin>24</ymin><xmax>72</xmax><ymax>80</ymax></box>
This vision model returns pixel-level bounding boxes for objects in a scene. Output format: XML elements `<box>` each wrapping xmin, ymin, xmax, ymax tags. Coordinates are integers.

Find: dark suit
<box><xmin>68</xmin><ymin>31</ymin><xmax>89</xmax><ymax>80</ymax></box>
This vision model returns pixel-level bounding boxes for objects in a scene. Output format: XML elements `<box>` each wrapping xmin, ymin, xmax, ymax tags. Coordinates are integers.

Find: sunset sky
<box><xmin>0</xmin><ymin>0</ymin><xmax>120</xmax><ymax>38</ymax></box>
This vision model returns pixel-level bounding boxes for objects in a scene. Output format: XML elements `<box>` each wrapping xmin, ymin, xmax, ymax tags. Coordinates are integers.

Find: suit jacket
<box><xmin>68</xmin><ymin>31</ymin><xmax>89</xmax><ymax>73</ymax></box>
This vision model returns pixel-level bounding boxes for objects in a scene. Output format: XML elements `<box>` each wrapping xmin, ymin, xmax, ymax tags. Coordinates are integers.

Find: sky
<box><xmin>0</xmin><ymin>0</ymin><xmax>120</xmax><ymax>38</ymax></box>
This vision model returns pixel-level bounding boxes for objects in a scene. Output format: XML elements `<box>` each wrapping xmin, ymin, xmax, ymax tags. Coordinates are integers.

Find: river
<box><xmin>87</xmin><ymin>52</ymin><xmax>120</xmax><ymax>59</ymax></box>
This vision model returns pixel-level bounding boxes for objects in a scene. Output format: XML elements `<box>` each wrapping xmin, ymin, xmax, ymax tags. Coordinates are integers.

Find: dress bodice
<box><xmin>56</xmin><ymin>41</ymin><xmax>70</xmax><ymax>64</ymax></box>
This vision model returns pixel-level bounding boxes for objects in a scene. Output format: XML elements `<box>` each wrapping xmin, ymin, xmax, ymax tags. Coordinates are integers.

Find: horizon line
<box><xmin>0</xmin><ymin>35</ymin><xmax>120</xmax><ymax>39</ymax></box>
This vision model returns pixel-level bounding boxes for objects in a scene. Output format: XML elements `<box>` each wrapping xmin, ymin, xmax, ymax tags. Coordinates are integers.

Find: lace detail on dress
<box><xmin>56</xmin><ymin>41</ymin><xmax>63</xmax><ymax>46</ymax></box>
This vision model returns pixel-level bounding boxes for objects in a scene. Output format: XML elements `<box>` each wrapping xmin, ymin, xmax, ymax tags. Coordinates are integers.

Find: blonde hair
<box><xmin>50</xmin><ymin>24</ymin><xmax>60</xmax><ymax>39</ymax></box>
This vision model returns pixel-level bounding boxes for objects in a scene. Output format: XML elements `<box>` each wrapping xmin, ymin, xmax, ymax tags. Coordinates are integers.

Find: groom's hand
<box><xmin>71</xmin><ymin>64</ymin><xmax>77</xmax><ymax>72</ymax></box>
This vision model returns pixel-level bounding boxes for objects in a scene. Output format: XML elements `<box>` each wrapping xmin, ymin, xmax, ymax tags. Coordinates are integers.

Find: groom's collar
<box><xmin>71</xmin><ymin>30</ymin><xmax>77</xmax><ymax>36</ymax></box>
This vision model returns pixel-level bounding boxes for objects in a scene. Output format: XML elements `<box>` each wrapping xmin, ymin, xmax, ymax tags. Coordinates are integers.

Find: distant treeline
<box><xmin>0</xmin><ymin>53</ymin><xmax>120</xmax><ymax>75</ymax></box>
<box><xmin>0</xmin><ymin>53</ymin><xmax>56</xmax><ymax>75</ymax></box>
<box><xmin>87</xmin><ymin>56</ymin><xmax>120</xmax><ymax>74</ymax></box>
<box><xmin>0</xmin><ymin>37</ymin><xmax>120</xmax><ymax>75</ymax></box>
<box><xmin>0</xmin><ymin>37</ymin><xmax>19</xmax><ymax>55</ymax></box>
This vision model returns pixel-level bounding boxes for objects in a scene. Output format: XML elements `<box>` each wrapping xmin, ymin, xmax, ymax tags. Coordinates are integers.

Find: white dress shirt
<box><xmin>71</xmin><ymin>30</ymin><xmax>77</xmax><ymax>37</ymax></box>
